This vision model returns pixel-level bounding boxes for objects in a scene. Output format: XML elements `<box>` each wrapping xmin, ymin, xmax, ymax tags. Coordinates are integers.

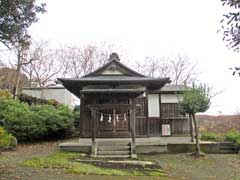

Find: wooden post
<box><xmin>79</xmin><ymin>97</ymin><xmax>83</xmax><ymax>137</ymax></box>
<box><xmin>91</xmin><ymin>105</ymin><xmax>97</xmax><ymax>157</ymax></box>
<box><xmin>159</xmin><ymin>93</ymin><xmax>162</xmax><ymax>136</ymax></box>
<box><xmin>130</xmin><ymin>99</ymin><xmax>136</xmax><ymax>158</ymax></box>
<box><xmin>146</xmin><ymin>93</ymin><xmax>150</xmax><ymax>137</ymax></box>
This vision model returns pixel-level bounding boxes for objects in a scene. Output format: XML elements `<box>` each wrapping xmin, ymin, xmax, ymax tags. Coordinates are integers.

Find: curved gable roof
<box><xmin>83</xmin><ymin>58</ymin><xmax>145</xmax><ymax>77</ymax></box>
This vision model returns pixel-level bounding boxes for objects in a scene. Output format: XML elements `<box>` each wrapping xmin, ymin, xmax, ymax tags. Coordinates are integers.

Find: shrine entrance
<box><xmin>94</xmin><ymin>104</ymin><xmax>131</xmax><ymax>137</ymax></box>
<box><xmin>92</xmin><ymin>96</ymin><xmax>134</xmax><ymax>137</ymax></box>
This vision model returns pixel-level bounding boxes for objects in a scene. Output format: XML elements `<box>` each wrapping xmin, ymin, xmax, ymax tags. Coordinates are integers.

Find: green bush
<box><xmin>0</xmin><ymin>90</ymin><xmax>12</xmax><ymax>99</ymax></box>
<box><xmin>30</xmin><ymin>105</ymin><xmax>74</xmax><ymax>139</ymax></box>
<box><xmin>73</xmin><ymin>105</ymin><xmax>80</xmax><ymax>128</ymax></box>
<box><xmin>0</xmin><ymin>97</ymin><xmax>74</xmax><ymax>142</ymax></box>
<box><xmin>236</xmin><ymin>138</ymin><xmax>240</xmax><ymax>146</ymax></box>
<box><xmin>0</xmin><ymin>98</ymin><xmax>35</xmax><ymax>141</ymax></box>
<box><xmin>0</xmin><ymin>126</ymin><xmax>17</xmax><ymax>150</ymax></box>
<box><xmin>225</xmin><ymin>130</ymin><xmax>240</xmax><ymax>145</ymax></box>
<box><xmin>201</xmin><ymin>132</ymin><xmax>220</xmax><ymax>141</ymax></box>
<box><xmin>18</xmin><ymin>93</ymin><xmax>59</xmax><ymax>106</ymax></box>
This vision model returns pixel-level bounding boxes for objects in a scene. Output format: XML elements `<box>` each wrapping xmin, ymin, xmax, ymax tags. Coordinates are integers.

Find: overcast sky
<box><xmin>29</xmin><ymin>0</ymin><xmax>240</xmax><ymax>115</ymax></box>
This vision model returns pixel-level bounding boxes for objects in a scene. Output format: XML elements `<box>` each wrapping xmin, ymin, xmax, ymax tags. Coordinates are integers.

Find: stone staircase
<box><xmin>92</xmin><ymin>140</ymin><xmax>136</xmax><ymax>158</ymax></box>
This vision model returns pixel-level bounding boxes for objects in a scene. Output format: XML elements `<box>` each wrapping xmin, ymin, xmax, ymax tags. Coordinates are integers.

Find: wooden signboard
<box><xmin>162</xmin><ymin>124</ymin><xmax>171</xmax><ymax>136</ymax></box>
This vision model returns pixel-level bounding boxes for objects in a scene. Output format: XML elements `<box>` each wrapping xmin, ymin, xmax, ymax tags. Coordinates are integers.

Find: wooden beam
<box><xmin>146</xmin><ymin>93</ymin><xmax>150</xmax><ymax>137</ymax></box>
<box><xmin>159</xmin><ymin>93</ymin><xmax>162</xmax><ymax>137</ymax></box>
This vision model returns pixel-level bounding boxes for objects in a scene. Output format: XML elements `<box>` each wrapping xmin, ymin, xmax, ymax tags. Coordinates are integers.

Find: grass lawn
<box><xmin>22</xmin><ymin>152</ymin><xmax>167</xmax><ymax>177</ymax></box>
<box><xmin>0</xmin><ymin>139</ymin><xmax>239</xmax><ymax>180</ymax></box>
<box><xmin>139</xmin><ymin>154</ymin><xmax>240</xmax><ymax>180</ymax></box>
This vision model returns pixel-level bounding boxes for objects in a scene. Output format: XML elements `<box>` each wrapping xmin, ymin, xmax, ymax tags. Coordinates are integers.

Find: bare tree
<box><xmin>60</xmin><ymin>42</ymin><xmax>126</xmax><ymax>78</ymax></box>
<box><xmin>136</xmin><ymin>54</ymin><xmax>198</xmax><ymax>85</ymax></box>
<box><xmin>58</xmin><ymin>45</ymin><xmax>98</xmax><ymax>78</ymax></box>
<box><xmin>21</xmin><ymin>41</ymin><xmax>121</xmax><ymax>86</ymax></box>
<box><xmin>22</xmin><ymin>41</ymin><xmax>69</xmax><ymax>87</ymax></box>
<box><xmin>138</xmin><ymin>56</ymin><xmax>160</xmax><ymax>77</ymax></box>
<box><xmin>171</xmin><ymin>54</ymin><xmax>198</xmax><ymax>85</ymax></box>
<box><xmin>20</xmin><ymin>42</ymin><xmax>128</xmax><ymax>87</ymax></box>
<box><xmin>21</xmin><ymin>41</ymin><xmax>47</xmax><ymax>86</ymax></box>
<box><xmin>0</xmin><ymin>67</ymin><xmax>29</xmax><ymax>91</ymax></box>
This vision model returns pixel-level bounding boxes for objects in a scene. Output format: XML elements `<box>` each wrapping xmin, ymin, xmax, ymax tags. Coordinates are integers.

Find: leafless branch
<box><xmin>136</xmin><ymin>54</ymin><xmax>199</xmax><ymax>85</ymax></box>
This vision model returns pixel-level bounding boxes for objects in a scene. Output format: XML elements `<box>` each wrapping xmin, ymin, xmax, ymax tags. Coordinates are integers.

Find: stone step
<box><xmin>96</xmin><ymin>155</ymin><xmax>131</xmax><ymax>158</ymax></box>
<box><xmin>98</xmin><ymin>145</ymin><xmax>130</xmax><ymax>151</ymax></box>
<box><xmin>98</xmin><ymin>150</ymin><xmax>130</xmax><ymax>155</ymax></box>
<box><xmin>98</xmin><ymin>141</ymin><xmax>130</xmax><ymax>146</ymax></box>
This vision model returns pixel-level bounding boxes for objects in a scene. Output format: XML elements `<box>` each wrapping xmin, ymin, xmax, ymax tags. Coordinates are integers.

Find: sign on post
<box><xmin>162</xmin><ymin>124</ymin><xmax>171</xmax><ymax>136</ymax></box>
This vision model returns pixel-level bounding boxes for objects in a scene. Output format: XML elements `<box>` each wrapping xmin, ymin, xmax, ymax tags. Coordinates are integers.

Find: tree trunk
<box><xmin>192</xmin><ymin>113</ymin><xmax>201</xmax><ymax>154</ymax></box>
<box><xmin>13</xmin><ymin>51</ymin><xmax>22</xmax><ymax>99</ymax></box>
<box><xmin>189</xmin><ymin>113</ymin><xmax>194</xmax><ymax>142</ymax></box>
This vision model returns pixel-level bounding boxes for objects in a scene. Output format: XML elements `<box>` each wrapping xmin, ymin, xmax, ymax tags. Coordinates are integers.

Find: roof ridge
<box><xmin>83</xmin><ymin>58</ymin><xmax>145</xmax><ymax>78</ymax></box>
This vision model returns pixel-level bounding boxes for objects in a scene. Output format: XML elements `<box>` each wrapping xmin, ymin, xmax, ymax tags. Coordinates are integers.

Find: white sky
<box><xmin>29</xmin><ymin>0</ymin><xmax>240</xmax><ymax>115</ymax></box>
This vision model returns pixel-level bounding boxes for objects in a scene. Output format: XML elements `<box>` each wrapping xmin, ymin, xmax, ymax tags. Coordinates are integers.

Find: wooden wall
<box><xmin>79</xmin><ymin>94</ymin><xmax>190</xmax><ymax>138</ymax></box>
<box><xmin>135</xmin><ymin>97</ymin><xmax>148</xmax><ymax>136</ymax></box>
<box><xmin>79</xmin><ymin>98</ymin><xmax>92</xmax><ymax>137</ymax></box>
<box><xmin>135</xmin><ymin>97</ymin><xmax>189</xmax><ymax>137</ymax></box>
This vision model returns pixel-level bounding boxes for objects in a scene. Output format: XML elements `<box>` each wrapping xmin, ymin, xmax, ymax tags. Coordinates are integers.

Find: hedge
<box><xmin>0</xmin><ymin>97</ymin><xmax>74</xmax><ymax>142</ymax></box>
<box><xmin>0</xmin><ymin>126</ymin><xmax>17</xmax><ymax>150</ymax></box>
<box><xmin>200</xmin><ymin>131</ymin><xmax>220</xmax><ymax>142</ymax></box>
<box><xmin>18</xmin><ymin>93</ymin><xmax>59</xmax><ymax>106</ymax></box>
<box><xmin>225</xmin><ymin>130</ymin><xmax>240</xmax><ymax>145</ymax></box>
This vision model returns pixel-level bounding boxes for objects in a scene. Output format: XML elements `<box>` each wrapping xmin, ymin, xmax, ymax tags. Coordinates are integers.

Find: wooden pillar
<box><xmin>79</xmin><ymin>96</ymin><xmax>83</xmax><ymax>137</ymax></box>
<box><xmin>159</xmin><ymin>93</ymin><xmax>162</xmax><ymax>136</ymax></box>
<box><xmin>146</xmin><ymin>93</ymin><xmax>150</xmax><ymax>137</ymax></box>
<box><xmin>130</xmin><ymin>98</ymin><xmax>136</xmax><ymax>157</ymax></box>
<box><xmin>91</xmin><ymin>105</ymin><xmax>97</xmax><ymax>156</ymax></box>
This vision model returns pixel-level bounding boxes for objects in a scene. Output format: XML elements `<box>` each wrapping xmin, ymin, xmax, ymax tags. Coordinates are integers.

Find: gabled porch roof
<box><xmin>57</xmin><ymin>53</ymin><xmax>171</xmax><ymax>98</ymax></box>
<box><xmin>58</xmin><ymin>76</ymin><xmax>170</xmax><ymax>97</ymax></box>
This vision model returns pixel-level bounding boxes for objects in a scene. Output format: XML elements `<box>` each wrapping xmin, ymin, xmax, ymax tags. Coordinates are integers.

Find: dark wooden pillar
<box><xmin>91</xmin><ymin>104</ymin><xmax>97</xmax><ymax>156</ymax></box>
<box><xmin>159</xmin><ymin>93</ymin><xmax>162</xmax><ymax>136</ymax></box>
<box><xmin>91</xmin><ymin>105</ymin><xmax>96</xmax><ymax>143</ymax></box>
<box><xmin>146</xmin><ymin>93</ymin><xmax>150</xmax><ymax>137</ymax></box>
<box><xmin>130</xmin><ymin>98</ymin><xmax>136</xmax><ymax>157</ymax></box>
<box><xmin>79</xmin><ymin>96</ymin><xmax>83</xmax><ymax>137</ymax></box>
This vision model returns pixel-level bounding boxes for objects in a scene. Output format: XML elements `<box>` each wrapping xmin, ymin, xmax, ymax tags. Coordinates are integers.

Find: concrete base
<box><xmin>59</xmin><ymin>137</ymin><xmax>226</xmax><ymax>154</ymax></box>
<box><xmin>136</xmin><ymin>145</ymin><xmax>168</xmax><ymax>154</ymax></box>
